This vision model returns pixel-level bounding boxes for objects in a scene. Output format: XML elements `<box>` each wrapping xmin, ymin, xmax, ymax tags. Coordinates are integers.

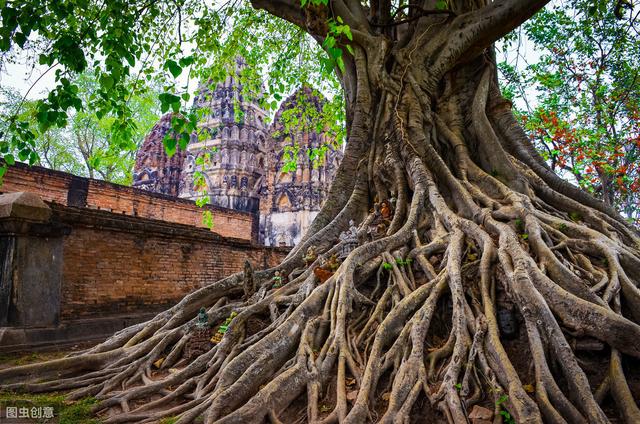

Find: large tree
<box><xmin>1</xmin><ymin>1</ymin><xmax>640</xmax><ymax>423</ymax></box>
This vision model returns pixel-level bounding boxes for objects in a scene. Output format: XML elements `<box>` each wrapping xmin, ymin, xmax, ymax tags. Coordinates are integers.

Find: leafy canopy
<box><xmin>0</xmin><ymin>0</ymin><xmax>347</xmax><ymax>180</ymax></box>
<box><xmin>1</xmin><ymin>71</ymin><xmax>160</xmax><ymax>183</ymax></box>
<box><xmin>499</xmin><ymin>0</ymin><xmax>640</xmax><ymax>223</ymax></box>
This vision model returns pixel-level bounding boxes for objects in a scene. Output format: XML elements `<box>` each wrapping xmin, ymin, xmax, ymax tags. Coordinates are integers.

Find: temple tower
<box><xmin>259</xmin><ymin>87</ymin><xmax>343</xmax><ymax>246</ymax></box>
<box><xmin>178</xmin><ymin>63</ymin><xmax>269</xmax><ymax>214</ymax></box>
<box><xmin>132</xmin><ymin>113</ymin><xmax>185</xmax><ymax>196</ymax></box>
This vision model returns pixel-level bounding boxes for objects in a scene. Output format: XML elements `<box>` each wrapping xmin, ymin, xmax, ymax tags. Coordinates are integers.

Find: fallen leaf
<box><xmin>153</xmin><ymin>358</ymin><xmax>165</xmax><ymax>369</ymax></box>
<box><xmin>468</xmin><ymin>405</ymin><xmax>493</xmax><ymax>420</ymax></box>
<box><xmin>345</xmin><ymin>377</ymin><xmax>356</xmax><ymax>386</ymax></box>
<box><xmin>523</xmin><ymin>384</ymin><xmax>535</xmax><ymax>393</ymax></box>
<box><xmin>381</xmin><ymin>392</ymin><xmax>391</xmax><ymax>401</ymax></box>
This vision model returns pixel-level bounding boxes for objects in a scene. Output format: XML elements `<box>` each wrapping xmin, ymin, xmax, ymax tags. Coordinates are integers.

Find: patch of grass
<box><xmin>514</xmin><ymin>218</ymin><xmax>525</xmax><ymax>233</ymax></box>
<box><xmin>0</xmin><ymin>392</ymin><xmax>99</xmax><ymax>424</ymax></box>
<box><xmin>13</xmin><ymin>353</ymin><xmax>42</xmax><ymax>366</ymax></box>
<box><xmin>159</xmin><ymin>418</ymin><xmax>178</xmax><ymax>424</ymax></box>
<box><xmin>568</xmin><ymin>211</ymin><xmax>583</xmax><ymax>222</ymax></box>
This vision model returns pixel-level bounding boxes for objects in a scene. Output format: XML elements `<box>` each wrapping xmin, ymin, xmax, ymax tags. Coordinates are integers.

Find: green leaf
<box><xmin>179</xmin><ymin>132</ymin><xmax>189</xmax><ymax>150</ymax></box>
<box><xmin>496</xmin><ymin>394</ymin><xmax>508</xmax><ymax>405</ymax></box>
<box><xmin>165</xmin><ymin>60</ymin><xmax>182</xmax><ymax>78</ymax></box>
<box><xmin>336</xmin><ymin>56</ymin><xmax>345</xmax><ymax>73</ymax></box>
<box><xmin>202</xmin><ymin>210</ymin><xmax>214</xmax><ymax>229</ymax></box>
<box><xmin>14</xmin><ymin>31</ymin><xmax>26</xmax><ymax>47</ymax></box>
<box><xmin>178</xmin><ymin>56</ymin><xmax>195</xmax><ymax>67</ymax></box>
<box><xmin>163</xmin><ymin>135</ymin><xmax>177</xmax><ymax>157</ymax></box>
<box><xmin>100</xmin><ymin>75</ymin><xmax>114</xmax><ymax>89</ymax></box>
<box><xmin>4</xmin><ymin>154</ymin><xmax>15</xmax><ymax>165</ymax></box>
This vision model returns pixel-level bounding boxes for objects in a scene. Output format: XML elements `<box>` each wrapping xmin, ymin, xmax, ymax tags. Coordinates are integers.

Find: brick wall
<box><xmin>0</xmin><ymin>162</ymin><xmax>254</xmax><ymax>241</ymax></box>
<box><xmin>53</xmin><ymin>204</ymin><xmax>288</xmax><ymax>320</ymax></box>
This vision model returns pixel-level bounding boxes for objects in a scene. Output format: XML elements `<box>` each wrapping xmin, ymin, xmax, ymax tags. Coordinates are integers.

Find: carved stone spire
<box><xmin>179</xmin><ymin>59</ymin><xmax>269</xmax><ymax>214</ymax></box>
<box><xmin>259</xmin><ymin>86</ymin><xmax>343</xmax><ymax>247</ymax></box>
<box><xmin>132</xmin><ymin>113</ymin><xmax>185</xmax><ymax>196</ymax></box>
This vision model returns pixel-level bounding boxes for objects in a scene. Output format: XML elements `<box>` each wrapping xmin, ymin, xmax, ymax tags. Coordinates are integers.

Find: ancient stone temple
<box><xmin>259</xmin><ymin>87</ymin><xmax>342</xmax><ymax>247</ymax></box>
<box><xmin>132</xmin><ymin>77</ymin><xmax>342</xmax><ymax>247</ymax></box>
<box><xmin>132</xmin><ymin>114</ymin><xmax>186</xmax><ymax>197</ymax></box>
<box><xmin>178</xmin><ymin>71</ymin><xmax>270</xmax><ymax>215</ymax></box>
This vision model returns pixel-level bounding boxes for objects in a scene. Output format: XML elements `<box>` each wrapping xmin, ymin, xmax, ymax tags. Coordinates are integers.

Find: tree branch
<box><xmin>455</xmin><ymin>0</ymin><xmax>551</xmax><ymax>57</ymax></box>
<box><xmin>370</xmin><ymin>7</ymin><xmax>456</xmax><ymax>27</ymax></box>
<box><xmin>249</xmin><ymin>0</ymin><xmax>307</xmax><ymax>29</ymax></box>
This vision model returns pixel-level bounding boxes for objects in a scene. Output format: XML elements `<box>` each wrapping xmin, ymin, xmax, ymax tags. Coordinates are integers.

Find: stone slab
<box><xmin>0</xmin><ymin>192</ymin><xmax>51</xmax><ymax>221</ymax></box>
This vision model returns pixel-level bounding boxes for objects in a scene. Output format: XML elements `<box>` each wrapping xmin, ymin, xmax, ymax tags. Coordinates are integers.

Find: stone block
<box><xmin>0</xmin><ymin>192</ymin><xmax>51</xmax><ymax>221</ymax></box>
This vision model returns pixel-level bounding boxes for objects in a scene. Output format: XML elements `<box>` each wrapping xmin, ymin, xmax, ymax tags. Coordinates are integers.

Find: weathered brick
<box><xmin>0</xmin><ymin>162</ymin><xmax>255</xmax><ymax>241</ymax></box>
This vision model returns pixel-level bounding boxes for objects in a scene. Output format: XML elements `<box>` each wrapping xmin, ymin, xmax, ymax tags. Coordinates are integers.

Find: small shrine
<box><xmin>184</xmin><ymin>308</ymin><xmax>213</xmax><ymax>360</ymax></box>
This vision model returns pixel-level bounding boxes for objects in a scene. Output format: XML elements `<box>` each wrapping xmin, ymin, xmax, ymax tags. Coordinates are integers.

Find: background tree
<box><xmin>0</xmin><ymin>72</ymin><xmax>160</xmax><ymax>183</ymax></box>
<box><xmin>1</xmin><ymin>1</ymin><xmax>640</xmax><ymax>423</ymax></box>
<box><xmin>498</xmin><ymin>0</ymin><xmax>640</xmax><ymax>224</ymax></box>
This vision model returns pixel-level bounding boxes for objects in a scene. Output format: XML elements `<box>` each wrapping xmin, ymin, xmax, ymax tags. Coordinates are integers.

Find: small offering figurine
<box><xmin>211</xmin><ymin>311</ymin><xmax>238</xmax><ymax>344</ymax></box>
<box><xmin>196</xmin><ymin>307</ymin><xmax>209</xmax><ymax>329</ymax></box>
<box><xmin>380</xmin><ymin>201</ymin><xmax>392</xmax><ymax>220</ymax></box>
<box><xmin>338</xmin><ymin>220</ymin><xmax>359</xmax><ymax>260</ymax></box>
<box><xmin>314</xmin><ymin>254</ymin><xmax>341</xmax><ymax>283</ymax></box>
<box><xmin>272</xmin><ymin>270</ymin><xmax>284</xmax><ymax>289</ymax></box>
<box><xmin>314</xmin><ymin>264</ymin><xmax>333</xmax><ymax>284</ymax></box>
<box><xmin>303</xmin><ymin>245</ymin><xmax>318</xmax><ymax>267</ymax></box>
<box><xmin>326</xmin><ymin>254</ymin><xmax>340</xmax><ymax>272</ymax></box>
<box><xmin>367</xmin><ymin>221</ymin><xmax>388</xmax><ymax>241</ymax></box>
<box><xmin>367</xmin><ymin>200</ymin><xmax>392</xmax><ymax>241</ymax></box>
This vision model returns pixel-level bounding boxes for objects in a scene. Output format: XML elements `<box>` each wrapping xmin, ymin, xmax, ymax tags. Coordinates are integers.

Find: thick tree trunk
<box><xmin>2</xmin><ymin>1</ymin><xmax>640</xmax><ymax>423</ymax></box>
